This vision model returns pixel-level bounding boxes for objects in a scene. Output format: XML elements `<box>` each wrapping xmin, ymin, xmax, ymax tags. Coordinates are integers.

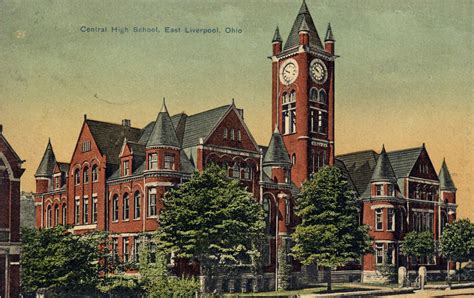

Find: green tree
<box><xmin>21</xmin><ymin>226</ymin><xmax>107</xmax><ymax>294</ymax></box>
<box><xmin>400</xmin><ymin>230</ymin><xmax>435</xmax><ymax>265</ymax></box>
<box><xmin>440</xmin><ymin>219</ymin><xmax>474</xmax><ymax>280</ymax></box>
<box><xmin>157</xmin><ymin>165</ymin><xmax>265</xmax><ymax>291</ymax></box>
<box><xmin>291</xmin><ymin>166</ymin><xmax>372</xmax><ymax>291</ymax></box>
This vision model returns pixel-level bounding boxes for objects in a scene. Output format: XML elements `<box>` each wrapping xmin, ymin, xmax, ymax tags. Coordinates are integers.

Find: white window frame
<box><xmin>375</xmin><ymin>208</ymin><xmax>383</xmax><ymax>231</ymax></box>
<box><xmin>112</xmin><ymin>195</ymin><xmax>119</xmax><ymax>222</ymax></box>
<box><xmin>164</xmin><ymin>154</ymin><xmax>175</xmax><ymax>170</ymax></box>
<box><xmin>83</xmin><ymin>198</ymin><xmax>89</xmax><ymax>224</ymax></box>
<box><xmin>148</xmin><ymin>153</ymin><xmax>158</xmax><ymax>170</ymax></box>
<box><xmin>123</xmin><ymin>193</ymin><xmax>129</xmax><ymax>220</ymax></box>
<box><xmin>74</xmin><ymin>199</ymin><xmax>80</xmax><ymax>224</ymax></box>
<box><xmin>387</xmin><ymin>208</ymin><xmax>395</xmax><ymax>231</ymax></box>
<box><xmin>375</xmin><ymin>184</ymin><xmax>383</xmax><ymax>196</ymax></box>
<box><xmin>92</xmin><ymin>196</ymin><xmax>98</xmax><ymax>223</ymax></box>
<box><xmin>92</xmin><ymin>165</ymin><xmax>98</xmax><ymax>182</ymax></box>
<box><xmin>148</xmin><ymin>188</ymin><xmax>157</xmax><ymax>217</ymax></box>
<box><xmin>123</xmin><ymin>160</ymin><xmax>130</xmax><ymax>176</ymax></box>
<box><xmin>123</xmin><ymin>237</ymin><xmax>130</xmax><ymax>262</ymax></box>
<box><xmin>134</xmin><ymin>191</ymin><xmax>141</xmax><ymax>219</ymax></box>
<box><xmin>375</xmin><ymin>243</ymin><xmax>384</xmax><ymax>265</ymax></box>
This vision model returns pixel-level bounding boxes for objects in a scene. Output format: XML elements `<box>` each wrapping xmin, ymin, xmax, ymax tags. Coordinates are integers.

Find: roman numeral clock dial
<box><xmin>310</xmin><ymin>58</ymin><xmax>328</xmax><ymax>84</ymax></box>
<box><xmin>279</xmin><ymin>59</ymin><xmax>299</xmax><ymax>85</ymax></box>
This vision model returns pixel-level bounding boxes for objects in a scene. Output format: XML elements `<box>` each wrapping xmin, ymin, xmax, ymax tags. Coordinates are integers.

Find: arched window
<box><xmin>319</xmin><ymin>89</ymin><xmax>327</xmax><ymax>104</ymax></box>
<box><xmin>290</xmin><ymin>91</ymin><xmax>296</xmax><ymax>102</ymax></box>
<box><xmin>263</xmin><ymin>197</ymin><xmax>271</xmax><ymax>234</ymax></box>
<box><xmin>46</xmin><ymin>205</ymin><xmax>52</xmax><ymax>228</ymax></box>
<box><xmin>134</xmin><ymin>191</ymin><xmax>141</xmax><ymax>219</ymax></box>
<box><xmin>282</xmin><ymin>92</ymin><xmax>288</xmax><ymax>104</ymax></box>
<box><xmin>83</xmin><ymin>166</ymin><xmax>89</xmax><ymax>184</ymax></box>
<box><xmin>242</xmin><ymin>165</ymin><xmax>251</xmax><ymax>180</ymax></box>
<box><xmin>292</xmin><ymin>154</ymin><xmax>296</xmax><ymax>165</ymax></box>
<box><xmin>282</xmin><ymin>91</ymin><xmax>296</xmax><ymax>134</ymax></box>
<box><xmin>62</xmin><ymin>203</ymin><xmax>67</xmax><ymax>225</ymax></box>
<box><xmin>112</xmin><ymin>195</ymin><xmax>119</xmax><ymax>222</ymax></box>
<box><xmin>54</xmin><ymin>205</ymin><xmax>59</xmax><ymax>227</ymax></box>
<box><xmin>310</xmin><ymin>88</ymin><xmax>318</xmax><ymax>102</ymax></box>
<box><xmin>123</xmin><ymin>193</ymin><xmax>129</xmax><ymax>220</ymax></box>
<box><xmin>232</xmin><ymin>162</ymin><xmax>240</xmax><ymax>178</ymax></box>
<box><xmin>92</xmin><ymin>165</ymin><xmax>98</xmax><ymax>182</ymax></box>
<box><xmin>74</xmin><ymin>169</ymin><xmax>80</xmax><ymax>185</ymax></box>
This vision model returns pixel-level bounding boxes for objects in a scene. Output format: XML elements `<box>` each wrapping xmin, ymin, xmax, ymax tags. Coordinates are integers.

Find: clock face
<box><xmin>280</xmin><ymin>59</ymin><xmax>298</xmax><ymax>85</ymax></box>
<box><xmin>310</xmin><ymin>59</ymin><xmax>328</xmax><ymax>84</ymax></box>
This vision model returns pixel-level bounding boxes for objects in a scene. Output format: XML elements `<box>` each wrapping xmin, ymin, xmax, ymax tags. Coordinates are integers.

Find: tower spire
<box><xmin>325</xmin><ymin>22</ymin><xmax>334</xmax><ymax>41</ymax></box>
<box><xmin>272</xmin><ymin>26</ymin><xmax>282</xmax><ymax>43</ymax></box>
<box><xmin>439</xmin><ymin>159</ymin><xmax>456</xmax><ymax>191</ymax></box>
<box><xmin>284</xmin><ymin>0</ymin><xmax>323</xmax><ymax>50</ymax></box>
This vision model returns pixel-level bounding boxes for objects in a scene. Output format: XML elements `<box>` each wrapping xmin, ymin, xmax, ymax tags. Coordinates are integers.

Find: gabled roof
<box><xmin>146</xmin><ymin>101</ymin><xmax>180</xmax><ymax>149</ymax></box>
<box><xmin>439</xmin><ymin>159</ymin><xmax>456</xmax><ymax>191</ymax></box>
<box><xmin>35</xmin><ymin>140</ymin><xmax>56</xmax><ymax>177</ymax></box>
<box><xmin>86</xmin><ymin>119</ymin><xmax>142</xmax><ymax>166</ymax></box>
<box><xmin>283</xmin><ymin>0</ymin><xmax>324</xmax><ymax>50</ymax></box>
<box><xmin>170</xmin><ymin>105</ymin><xmax>231</xmax><ymax>149</ymax></box>
<box><xmin>263</xmin><ymin>127</ymin><xmax>291</xmax><ymax>166</ymax></box>
<box><xmin>371</xmin><ymin>146</ymin><xmax>397</xmax><ymax>183</ymax></box>
<box><xmin>386</xmin><ymin>146</ymin><xmax>423</xmax><ymax>178</ymax></box>
<box><xmin>336</xmin><ymin>150</ymin><xmax>378</xmax><ymax>195</ymax></box>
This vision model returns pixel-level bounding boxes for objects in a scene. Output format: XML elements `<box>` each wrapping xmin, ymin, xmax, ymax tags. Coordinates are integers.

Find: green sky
<box><xmin>0</xmin><ymin>0</ymin><xmax>472</xmax><ymax>218</ymax></box>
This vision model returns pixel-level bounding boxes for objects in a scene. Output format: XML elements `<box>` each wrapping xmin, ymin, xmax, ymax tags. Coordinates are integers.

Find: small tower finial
<box><xmin>160</xmin><ymin>97</ymin><xmax>168</xmax><ymax>113</ymax></box>
<box><xmin>0</xmin><ymin>124</ymin><xmax>3</xmax><ymax>134</ymax></box>
<box><xmin>325</xmin><ymin>22</ymin><xmax>335</xmax><ymax>42</ymax></box>
<box><xmin>84</xmin><ymin>114</ymin><xmax>87</xmax><ymax>121</ymax></box>
<box><xmin>381</xmin><ymin>144</ymin><xmax>386</xmax><ymax>153</ymax></box>
<box><xmin>231</xmin><ymin>98</ymin><xmax>235</xmax><ymax>105</ymax></box>
<box><xmin>272</xmin><ymin>26</ymin><xmax>283</xmax><ymax>43</ymax></box>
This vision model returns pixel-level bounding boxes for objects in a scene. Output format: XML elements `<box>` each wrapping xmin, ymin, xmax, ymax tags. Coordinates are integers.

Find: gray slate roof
<box><xmin>57</xmin><ymin>162</ymin><xmax>70</xmax><ymax>173</ymax></box>
<box><xmin>336</xmin><ymin>150</ymin><xmax>378</xmax><ymax>195</ymax></box>
<box><xmin>386</xmin><ymin>147</ymin><xmax>423</xmax><ymax>178</ymax></box>
<box><xmin>146</xmin><ymin>103</ymin><xmax>180</xmax><ymax>149</ymax></box>
<box><xmin>263</xmin><ymin>127</ymin><xmax>291</xmax><ymax>166</ymax></box>
<box><xmin>272</xmin><ymin>26</ymin><xmax>283</xmax><ymax>42</ymax></box>
<box><xmin>325</xmin><ymin>23</ymin><xmax>334</xmax><ymax>41</ymax></box>
<box><xmin>35</xmin><ymin>140</ymin><xmax>56</xmax><ymax>177</ymax></box>
<box><xmin>439</xmin><ymin>159</ymin><xmax>456</xmax><ymax>191</ymax></box>
<box><xmin>371</xmin><ymin>147</ymin><xmax>397</xmax><ymax>183</ymax></box>
<box><xmin>283</xmin><ymin>0</ymin><xmax>324</xmax><ymax>50</ymax></box>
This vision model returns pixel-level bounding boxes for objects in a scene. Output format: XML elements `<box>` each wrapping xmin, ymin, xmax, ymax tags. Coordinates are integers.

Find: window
<box><xmin>74</xmin><ymin>169</ymin><xmax>80</xmax><ymax>185</ymax></box>
<box><xmin>310</xmin><ymin>88</ymin><xmax>318</xmax><ymax>102</ymax></box>
<box><xmin>54</xmin><ymin>205</ymin><xmax>59</xmax><ymax>227</ymax></box>
<box><xmin>83</xmin><ymin>198</ymin><xmax>89</xmax><ymax>224</ymax></box>
<box><xmin>223</xmin><ymin>128</ymin><xmax>228</xmax><ymax>139</ymax></box>
<box><xmin>112</xmin><ymin>238</ymin><xmax>119</xmax><ymax>264</ymax></box>
<box><xmin>387</xmin><ymin>208</ymin><xmax>395</xmax><ymax>231</ymax></box>
<box><xmin>112</xmin><ymin>195</ymin><xmax>119</xmax><ymax>222</ymax></box>
<box><xmin>388</xmin><ymin>184</ymin><xmax>394</xmax><ymax>196</ymax></box>
<box><xmin>82</xmin><ymin>140</ymin><xmax>91</xmax><ymax>152</ymax></box>
<box><xmin>83</xmin><ymin>167</ymin><xmax>89</xmax><ymax>184</ymax></box>
<box><xmin>133</xmin><ymin>236</ymin><xmax>140</xmax><ymax>262</ymax></box>
<box><xmin>242</xmin><ymin>166</ymin><xmax>251</xmax><ymax>180</ymax></box>
<box><xmin>46</xmin><ymin>205</ymin><xmax>52</xmax><ymax>228</ymax></box>
<box><xmin>55</xmin><ymin>176</ymin><xmax>61</xmax><ymax>189</ymax></box>
<box><xmin>62</xmin><ymin>204</ymin><xmax>67</xmax><ymax>225</ymax></box>
<box><xmin>123</xmin><ymin>193</ymin><xmax>129</xmax><ymax>220</ymax></box>
<box><xmin>232</xmin><ymin>162</ymin><xmax>240</xmax><ymax>178</ymax></box>
<box><xmin>237</xmin><ymin>130</ymin><xmax>242</xmax><ymax>142</ymax></box>
<box><xmin>282</xmin><ymin>92</ymin><xmax>296</xmax><ymax>134</ymax></box>
<box><xmin>92</xmin><ymin>165</ymin><xmax>98</xmax><ymax>182</ymax></box>
<box><xmin>134</xmin><ymin>191</ymin><xmax>141</xmax><ymax>219</ymax></box>
<box><xmin>75</xmin><ymin>199</ymin><xmax>80</xmax><ymax>224</ymax></box>
<box><xmin>285</xmin><ymin>198</ymin><xmax>291</xmax><ymax>225</ymax></box>
<box><xmin>123</xmin><ymin>237</ymin><xmax>130</xmax><ymax>262</ymax></box>
<box><xmin>375</xmin><ymin>208</ymin><xmax>383</xmax><ymax>230</ymax></box>
<box><xmin>92</xmin><ymin>196</ymin><xmax>98</xmax><ymax>223</ymax></box>
<box><xmin>292</xmin><ymin>154</ymin><xmax>296</xmax><ymax>165</ymax></box>
<box><xmin>375</xmin><ymin>243</ymin><xmax>384</xmax><ymax>265</ymax></box>
<box><xmin>263</xmin><ymin>197</ymin><xmax>271</xmax><ymax>234</ymax></box>
<box><xmin>123</xmin><ymin>160</ymin><xmax>130</xmax><ymax>176</ymax></box>
<box><xmin>164</xmin><ymin>154</ymin><xmax>175</xmax><ymax>170</ymax></box>
<box><xmin>230</xmin><ymin>129</ymin><xmax>235</xmax><ymax>140</ymax></box>
<box><xmin>375</xmin><ymin>184</ymin><xmax>383</xmax><ymax>196</ymax></box>
<box><xmin>148</xmin><ymin>188</ymin><xmax>157</xmax><ymax>217</ymax></box>
<box><xmin>148</xmin><ymin>153</ymin><xmax>158</xmax><ymax>170</ymax></box>
<box><xmin>386</xmin><ymin>243</ymin><xmax>395</xmax><ymax>265</ymax></box>
<box><xmin>319</xmin><ymin>89</ymin><xmax>327</xmax><ymax>104</ymax></box>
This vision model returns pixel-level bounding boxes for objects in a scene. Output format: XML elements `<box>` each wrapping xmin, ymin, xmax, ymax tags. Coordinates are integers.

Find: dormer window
<box><xmin>148</xmin><ymin>153</ymin><xmax>158</xmax><ymax>170</ymax></box>
<box><xmin>123</xmin><ymin>160</ymin><xmax>130</xmax><ymax>176</ymax></box>
<box><xmin>375</xmin><ymin>184</ymin><xmax>383</xmax><ymax>196</ymax></box>
<box><xmin>164</xmin><ymin>154</ymin><xmax>175</xmax><ymax>170</ymax></box>
<box><xmin>55</xmin><ymin>176</ymin><xmax>61</xmax><ymax>189</ymax></box>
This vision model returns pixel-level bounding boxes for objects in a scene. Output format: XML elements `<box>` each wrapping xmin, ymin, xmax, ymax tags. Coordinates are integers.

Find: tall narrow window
<box><xmin>83</xmin><ymin>167</ymin><xmax>89</xmax><ymax>184</ymax></box>
<box><xmin>375</xmin><ymin>208</ymin><xmax>383</xmax><ymax>230</ymax></box>
<box><xmin>164</xmin><ymin>154</ymin><xmax>175</xmax><ymax>170</ymax></box>
<box><xmin>92</xmin><ymin>196</ymin><xmax>98</xmax><ymax>223</ymax></box>
<box><xmin>319</xmin><ymin>89</ymin><xmax>327</xmax><ymax>104</ymax></box>
<box><xmin>375</xmin><ymin>184</ymin><xmax>383</xmax><ymax>196</ymax></box>
<box><xmin>242</xmin><ymin>166</ymin><xmax>251</xmax><ymax>180</ymax></box>
<box><xmin>282</xmin><ymin>91</ymin><xmax>296</xmax><ymax>134</ymax></box>
<box><xmin>62</xmin><ymin>203</ymin><xmax>67</xmax><ymax>225</ymax></box>
<box><xmin>92</xmin><ymin>165</ymin><xmax>98</xmax><ymax>182</ymax></box>
<box><xmin>112</xmin><ymin>195</ymin><xmax>119</xmax><ymax>222</ymax></box>
<box><xmin>46</xmin><ymin>205</ymin><xmax>52</xmax><ymax>228</ymax></box>
<box><xmin>232</xmin><ymin>162</ymin><xmax>240</xmax><ymax>178</ymax></box>
<box><xmin>230</xmin><ymin>129</ymin><xmax>235</xmax><ymax>140</ymax></box>
<box><xmin>123</xmin><ymin>237</ymin><xmax>130</xmax><ymax>262</ymax></box>
<box><xmin>285</xmin><ymin>198</ymin><xmax>291</xmax><ymax>225</ymax></box>
<box><xmin>263</xmin><ymin>197</ymin><xmax>271</xmax><ymax>234</ymax></box>
<box><xmin>74</xmin><ymin>169</ymin><xmax>80</xmax><ymax>185</ymax></box>
<box><xmin>237</xmin><ymin>130</ymin><xmax>242</xmax><ymax>142</ymax></box>
<box><xmin>134</xmin><ymin>191</ymin><xmax>141</xmax><ymax>219</ymax></box>
<box><xmin>75</xmin><ymin>199</ymin><xmax>80</xmax><ymax>224</ymax></box>
<box><xmin>223</xmin><ymin>128</ymin><xmax>228</xmax><ymax>139</ymax></box>
<box><xmin>317</xmin><ymin>110</ymin><xmax>327</xmax><ymax>134</ymax></box>
<box><xmin>375</xmin><ymin>243</ymin><xmax>384</xmax><ymax>265</ymax></box>
<box><xmin>55</xmin><ymin>176</ymin><xmax>61</xmax><ymax>189</ymax></box>
<box><xmin>112</xmin><ymin>238</ymin><xmax>118</xmax><ymax>264</ymax></box>
<box><xmin>387</xmin><ymin>208</ymin><xmax>395</xmax><ymax>231</ymax></box>
<box><xmin>54</xmin><ymin>205</ymin><xmax>59</xmax><ymax>227</ymax></box>
<box><xmin>123</xmin><ymin>160</ymin><xmax>130</xmax><ymax>176</ymax></box>
<box><xmin>148</xmin><ymin>153</ymin><xmax>158</xmax><ymax>170</ymax></box>
<box><xmin>386</xmin><ymin>243</ymin><xmax>395</xmax><ymax>265</ymax></box>
<box><xmin>133</xmin><ymin>236</ymin><xmax>140</xmax><ymax>262</ymax></box>
<box><xmin>388</xmin><ymin>184</ymin><xmax>394</xmax><ymax>196</ymax></box>
<box><xmin>310</xmin><ymin>88</ymin><xmax>318</xmax><ymax>102</ymax></box>
<box><xmin>83</xmin><ymin>198</ymin><xmax>89</xmax><ymax>224</ymax></box>
<box><xmin>148</xmin><ymin>188</ymin><xmax>157</xmax><ymax>217</ymax></box>
<box><xmin>123</xmin><ymin>193</ymin><xmax>129</xmax><ymax>220</ymax></box>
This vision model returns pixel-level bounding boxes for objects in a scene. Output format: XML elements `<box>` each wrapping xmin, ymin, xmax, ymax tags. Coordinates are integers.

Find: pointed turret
<box><xmin>439</xmin><ymin>159</ymin><xmax>456</xmax><ymax>191</ymax></box>
<box><xmin>35</xmin><ymin>139</ymin><xmax>56</xmax><ymax>177</ymax></box>
<box><xmin>324</xmin><ymin>23</ymin><xmax>335</xmax><ymax>54</ymax></box>
<box><xmin>324</xmin><ymin>23</ymin><xmax>334</xmax><ymax>41</ymax></box>
<box><xmin>272</xmin><ymin>26</ymin><xmax>283</xmax><ymax>55</ymax></box>
<box><xmin>146</xmin><ymin>99</ymin><xmax>180</xmax><ymax>149</ymax></box>
<box><xmin>371</xmin><ymin>146</ymin><xmax>397</xmax><ymax>183</ymax></box>
<box><xmin>284</xmin><ymin>0</ymin><xmax>323</xmax><ymax>50</ymax></box>
<box><xmin>263</xmin><ymin>127</ymin><xmax>291</xmax><ymax>166</ymax></box>
<box><xmin>298</xmin><ymin>18</ymin><xmax>310</xmax><ymax>45</ymax></box>
<box><xmin>272</xmin><ymin>26</ymin><xmax>282</xmax><ymax>43</ymax></box>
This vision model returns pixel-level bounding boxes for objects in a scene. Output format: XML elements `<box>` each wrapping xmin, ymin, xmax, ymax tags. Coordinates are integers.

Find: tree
<box><xmin>440</xmin><ymin>219</ymin><xmax>474</xmax><ymax>280</ymax></box>
<box><xmin>400</xmin><ymin>230</ymin><xmax>435</xmax><ymax>265</ymax></box>
<box><xmin>21</xmin><ymin>226</ymin><xmax>107</xmax><ymax>294</ymax></box>
<box><xmin>291</xmin><ymin>166</ymin><xmax>372</xmax><ymax>291</ymax></box>
<box><xmin>157</xmin><ymin>164</ymin><xmax>265</xmax><ymax>291</ymax></box>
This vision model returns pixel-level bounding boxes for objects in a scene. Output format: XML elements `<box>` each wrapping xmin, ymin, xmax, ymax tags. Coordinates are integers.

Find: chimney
<box><xmin>122</xmin><ymin>119</ymin><xmax>131</xmax><ymax>127</ymax></box>
<box><xmin>0</xmin><ymin>124</ymin><xmax>3</xmax><ymax>134</ymax></box>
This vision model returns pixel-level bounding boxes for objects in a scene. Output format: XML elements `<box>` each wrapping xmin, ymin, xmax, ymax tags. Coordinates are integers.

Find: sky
<box><xmin>0</xmin><ymin>0</ymin><xmax>472</xmax><ymax>219</ymax></box>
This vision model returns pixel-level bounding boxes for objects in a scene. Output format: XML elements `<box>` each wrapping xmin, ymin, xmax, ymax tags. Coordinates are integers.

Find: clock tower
<box><xmin>271</xmin><ymin>0</ymin><xmax>336</xmax><ymax>186</ymax></box>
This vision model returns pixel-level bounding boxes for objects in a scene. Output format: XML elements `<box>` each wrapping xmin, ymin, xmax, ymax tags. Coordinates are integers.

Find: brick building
<box><xmin>34</xmin><ymin>0</ymin><xmax>457</xmax><ymax>290</ymax></box>
<box><xmin>0</xmin><ymin>125</ymin><xmax>25</xmax><ymax>298</ymax></box>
